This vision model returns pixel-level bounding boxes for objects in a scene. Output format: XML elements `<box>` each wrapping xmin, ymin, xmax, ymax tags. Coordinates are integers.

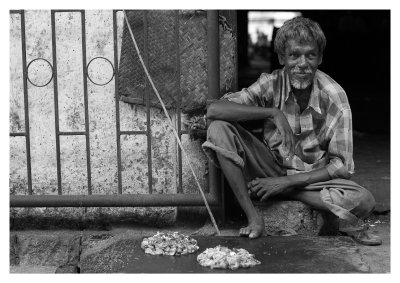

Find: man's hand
<box><xmin>247</xmin><ymin>177</ymin><xmax>293</xmax><ymax>202</ymax></box>
<box><xmin>271</xmin><ymin>109</ymin><xmax>295</xmax><ymax>158</ymax></box>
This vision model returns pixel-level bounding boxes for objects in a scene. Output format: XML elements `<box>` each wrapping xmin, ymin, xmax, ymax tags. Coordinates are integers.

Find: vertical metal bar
<box><xmin>175</xmin><ymin>10</ymin><xmax>183</xmax><ymax>194</ymax></box>
<box><xmin>51</xmin><ymin>10</ymin><xmax>63</xmax><ymax>195</ymax></box>
<box><xmin>231</xmin><ymin>11</ymin><xmax>238</xmax><ymax>92</ymax></box>
<box><xmin>207</xmin><ymin>10</ymin><xmax>220</xmax><ymax>100</ymax></box>
<box><xmin>113</xmin><ymin>10</ymin><xmax>123</xmax><ymax>194</ymax></box>
<box><xmin>20</xmin><ymin>10</ymin><xmax>33</xmax><ymax>195</ymax></box>
<box><xmin>207</xmin><ymin>10</ymin><xmax>223</xmax><ymax>220</ymax></box>
<box><xmin>80</xmin><ymin>10</ymin><xmax>92</xmax><ymax>195</ymax></box>
<box><xmin>143</xmin><ymin>11</ymin><xmax>152</xmax><ymax>194</ymax></box>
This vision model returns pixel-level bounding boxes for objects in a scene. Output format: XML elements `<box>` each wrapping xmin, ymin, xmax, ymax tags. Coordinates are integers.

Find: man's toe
<box><xmin>249</xmin><ymin>228</ymin><xmax>263</xmax><ymax>239</ymax></box>
<box><xmin>240</xmin><ymin>223</ymin><xmax>264</xmax><ymax>238</ymax></box>
<box><xmin>249</xmin><ymin>232</ymin><xmax>258</xmax><ymax>238</ymax></box>
<box><xmin>239</xmin><ymin>227</ymin><xmax>250</xmax><ymax>237</ymax></box>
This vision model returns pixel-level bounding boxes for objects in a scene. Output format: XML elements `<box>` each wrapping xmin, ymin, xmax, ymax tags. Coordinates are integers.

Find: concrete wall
<box><xmin>10</xmin><ymin>10</ymin><xmax>208</xmax><ymax>226</ymax></box>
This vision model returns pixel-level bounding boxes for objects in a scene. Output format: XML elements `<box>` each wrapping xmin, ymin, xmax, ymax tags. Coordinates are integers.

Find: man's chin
<box><xmin>290</xmin><ymin>79</ymin><xmax>312</xmax><ymax>90</ymax></box>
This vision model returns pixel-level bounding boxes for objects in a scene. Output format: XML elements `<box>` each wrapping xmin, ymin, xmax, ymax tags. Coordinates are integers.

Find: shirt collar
<box><xmin>282</xmin><ymin>68</ymin><xmax>322</xmax><ymax>114</ymax></box>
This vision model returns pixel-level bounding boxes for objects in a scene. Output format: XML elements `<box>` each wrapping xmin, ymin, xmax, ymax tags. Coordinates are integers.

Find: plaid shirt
<box><xmin>221</xmin><ymin>68</ymin><xmax>354</xmax><ymax>178</ymax></box>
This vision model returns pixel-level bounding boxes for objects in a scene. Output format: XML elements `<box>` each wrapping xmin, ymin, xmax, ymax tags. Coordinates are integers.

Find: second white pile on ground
<box><xmin>197</xmin><ymin>245</ymin><xmax>261</xmax><ymax>270</ymax></box>
<box><xmin>141</xmin><ymin>231</ymin><xmax>199</xmax><ymax>256</ymax></box>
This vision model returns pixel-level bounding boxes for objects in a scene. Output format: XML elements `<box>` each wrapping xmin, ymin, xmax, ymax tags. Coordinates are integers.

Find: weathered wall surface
<box><xmin>10</xmin><ymin>10</ymin><xmax>209</xmax><ymax>225</ymax></box>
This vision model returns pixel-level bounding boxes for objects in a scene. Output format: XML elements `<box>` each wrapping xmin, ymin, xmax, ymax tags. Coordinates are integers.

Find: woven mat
<box><xmin>118</xmin><ymin>10</ymin><xmax>236</xmax><ymax>114</ymax></box>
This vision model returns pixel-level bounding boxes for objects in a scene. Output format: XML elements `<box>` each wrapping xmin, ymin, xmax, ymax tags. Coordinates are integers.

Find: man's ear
<box><xmin>278</xmin><ymin>54</ymin><xmax>285</xmax><ymax>65</ymax></box>
<box><xmin>318</xmin><ymin>54</ymin><xmax>323</xmax><ymax>65</ymax></box>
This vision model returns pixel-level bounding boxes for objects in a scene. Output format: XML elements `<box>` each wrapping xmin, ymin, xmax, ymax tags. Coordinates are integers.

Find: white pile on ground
<box><xmin>141</xmin><ymin>232</ymin><xmax>199</xmax><ymax>256</ymax></box>
<box><xmin>197</xmin><ymin>245</ymin><xmax>261</xmax><ymax>270</ymax></box>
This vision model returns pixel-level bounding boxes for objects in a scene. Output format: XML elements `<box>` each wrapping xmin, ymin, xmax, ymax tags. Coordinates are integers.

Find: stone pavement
<box><xmin>83</xmin><ymin>236</ymin><xmax>368</xmax><ymax>273</ymax></box>
<box><xmin>9</xmin><ymin>212</ymin><xmax>390</xmax><ymax>274</ymax></box>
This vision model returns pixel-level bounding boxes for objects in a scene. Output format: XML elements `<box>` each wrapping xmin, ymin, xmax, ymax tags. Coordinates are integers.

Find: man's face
<box><xmin>278</xmin><ymin>39</ymin><xmax>322</xmax><ymax>90</ymax></box>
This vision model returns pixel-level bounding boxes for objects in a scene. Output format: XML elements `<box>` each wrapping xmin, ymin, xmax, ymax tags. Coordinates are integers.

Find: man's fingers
<box><xmin>256</xmin><ymin>187</ymin><xmax>266</xmax><ymax>197</ymax></box>
<box><xmin>283</xmin><ymin>133</ymin><xmax>295</xmax><ymax>158</ymax></box>
<box><xmin>247</xmin><ymin>181</ymin><xmax>254</xmax><ymax>189</ymax></box>
<box><xmin>288</xmin><ymin>135</ymin><xmax>295</xmax><ymax>157</ymax></box>
<box><xmin>274</xmin><ymin>111</ymin><xmax>294</xmax><ymax>156</ymax></box>
<box><xmin>249</xmin><ymin>184</ymin><xmax>259</xmax><ymax>193</ymax></box>
<box><xmin>260</xmin><ymin>188</ymin><xmax>272</xmax><ymax>201</ymax></box>
<box><xmin>285</xmin><ymin>128</ymin><xmax>294</xmax><ymax>151</ymax></box>
<box><xmin>248</xmin><ymin>179</ymin><xmax>260</xmax><ymax>189</ymax></box>
<box><xmin>249</xmin><ymin>185</ymin><xmax>260</xmax><ymax>193</ymax></box>
<box><xmin>283</xmin><ymin>138</ymin><xmax>291</xmax><ymax>158</ymax></box>
<box><xmin>260</xmin><ymin>192</ymin><xmax>271</xmax><ymax>202</ymax></box>
<box><xmin>262</xmin><ymin>187</ymin><xmax>279</xmax><ymax>201</ymax></box>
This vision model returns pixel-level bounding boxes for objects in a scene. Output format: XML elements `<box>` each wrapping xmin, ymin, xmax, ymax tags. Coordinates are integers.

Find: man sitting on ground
<box><xmin>202</xmin><ymin>16</ymin><xmax>381</xmax><ymax>246</ymax></box>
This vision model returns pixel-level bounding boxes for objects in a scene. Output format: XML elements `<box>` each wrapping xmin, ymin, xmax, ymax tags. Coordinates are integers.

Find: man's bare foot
<box><xmin>239</xmin><ymin>217</ymin><xmax>265</xmax><ymax>239</ymax></box>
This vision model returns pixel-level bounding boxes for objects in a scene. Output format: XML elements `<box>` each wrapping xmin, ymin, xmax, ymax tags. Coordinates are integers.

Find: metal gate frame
<box><xmin>9</xmin><ymin>10</ymin><xmax>225</xmax><ymax>208</ymax></box>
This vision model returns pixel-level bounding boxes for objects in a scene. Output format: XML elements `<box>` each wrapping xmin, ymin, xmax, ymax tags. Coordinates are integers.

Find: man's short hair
<box><xmin>274</xmin><ymin>16</ymin><xmax>326</xmax><ymax>56</ymax></box>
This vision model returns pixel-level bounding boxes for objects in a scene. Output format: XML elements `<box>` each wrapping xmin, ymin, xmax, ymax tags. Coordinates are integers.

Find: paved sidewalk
<box><xmin>9</xmin><ymin>212</ymin><xmax>390</xmax><ymax>273</ymax></box>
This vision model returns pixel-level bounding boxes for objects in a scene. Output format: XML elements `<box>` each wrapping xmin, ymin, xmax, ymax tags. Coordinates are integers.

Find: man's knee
<box><xmin>351</xmin><ymin>187</ymin><xmax>376</xmax><ymax>218</ymax></box>
<box><xmin>207</xmin><ymin>120</ymin><xmax>234</xmax><ymax>138</ymax></box>
<box><xmin>208</xmin><ymin>120</ymin><xmax>232</xmax><ymax>131</ymax></box>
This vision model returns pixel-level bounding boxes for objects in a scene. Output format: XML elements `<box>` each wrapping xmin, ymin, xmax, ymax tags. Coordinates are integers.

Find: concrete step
<box><xmin>254</xmin><ymin>200</ymin><xmax>321</xmax><ymax>236</ymax></box>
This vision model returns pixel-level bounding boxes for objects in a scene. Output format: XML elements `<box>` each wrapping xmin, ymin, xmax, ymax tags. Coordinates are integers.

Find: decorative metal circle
<box><xmin>86</xmin><ymin>57</ymin><xmax>115</xmax><ymax>86</ymax></box>
<box><xmin>27</xmin><ymin>58</ymin><xmax>54</xmax><ymax>87</ymax></box>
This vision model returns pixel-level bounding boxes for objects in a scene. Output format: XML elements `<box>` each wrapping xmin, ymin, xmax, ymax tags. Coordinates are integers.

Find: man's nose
<box><xmin>297</xmin><ymin>55</ymin><xmax>307</xmax><ymax>67</ymax></box>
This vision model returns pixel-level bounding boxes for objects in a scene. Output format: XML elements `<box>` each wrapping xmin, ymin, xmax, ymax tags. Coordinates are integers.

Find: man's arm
<box><xmin>248</xmin><ymin>168</ymin><xmax>331</xmax><ymax>201</ymax></box>
<box><xmin>207</xmin><ymin>100</ymin><xmax>295</xmax><ymax>157</ymax></box>
<box><xmin>286</xmin><ymin>167</ymin><xmax>331</xmax><ymax>187</ymax></box>
<box><xmin>325</xmin><ymin>108</ymin><xmax>354</xmax><ymax>179</ymax></box>
<box><xmin>207</xmin><ymin>100</ymin><xmax>276</xmax><ymax>121</ymax></box>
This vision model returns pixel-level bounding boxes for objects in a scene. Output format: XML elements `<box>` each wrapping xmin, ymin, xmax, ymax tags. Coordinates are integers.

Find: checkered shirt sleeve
<box><xmin>220</xmin><ymin>73</ymin><xmax>273</xmax><ymax>107</ymax></box>
<box><xmin>326</xmin><ymin>106</ymin><xmax>355</xmax><ymax>179</ymax></box>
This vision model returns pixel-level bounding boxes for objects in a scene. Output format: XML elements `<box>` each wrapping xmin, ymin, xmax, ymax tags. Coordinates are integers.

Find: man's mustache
<box><xmin>291</xmin><ymin>66</ymin><xmax>313</xmax><ymax>74</ymax></box>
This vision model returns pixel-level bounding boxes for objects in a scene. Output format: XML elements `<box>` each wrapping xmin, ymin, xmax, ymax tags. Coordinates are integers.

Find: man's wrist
<box><xmin>285</xmin><ymin>168</ymin><xmax>331</xmax><ymax>189</ymax></box>
<box><xmin>286</xmin><ymin>173</ymin><xmax>310</xmax><ymax>188</ymax></box>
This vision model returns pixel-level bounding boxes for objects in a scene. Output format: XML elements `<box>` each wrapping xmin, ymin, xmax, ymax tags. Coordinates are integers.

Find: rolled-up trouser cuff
<box><xmin>305</xmin><ymin>179</ymin><xmax>376</xmax><ymax>224</ymax></box>
<box><xmin>202</xmin><ymin>141</ymin><xmax>245</xmax><ymax>169</ymax></box>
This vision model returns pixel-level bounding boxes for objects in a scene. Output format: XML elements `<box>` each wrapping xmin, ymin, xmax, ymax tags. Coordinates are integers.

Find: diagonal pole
<box><xmin>122</xmin><ymin>10</ymin><xmax>220</xmax><ymax>236</ymax></box>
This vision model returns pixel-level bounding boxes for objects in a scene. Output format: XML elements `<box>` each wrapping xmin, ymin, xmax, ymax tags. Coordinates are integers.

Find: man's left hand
<box><xmin>247</xmin><ymin>177</ymin><xmax>292</xmax><ymax>202</ymax></box>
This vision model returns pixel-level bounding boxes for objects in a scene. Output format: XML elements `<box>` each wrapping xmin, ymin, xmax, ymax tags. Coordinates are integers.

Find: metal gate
<box><xmin>9</xmin><ymin>10</ymin><xmax>224</xmax><ymax>208</ymax></box>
